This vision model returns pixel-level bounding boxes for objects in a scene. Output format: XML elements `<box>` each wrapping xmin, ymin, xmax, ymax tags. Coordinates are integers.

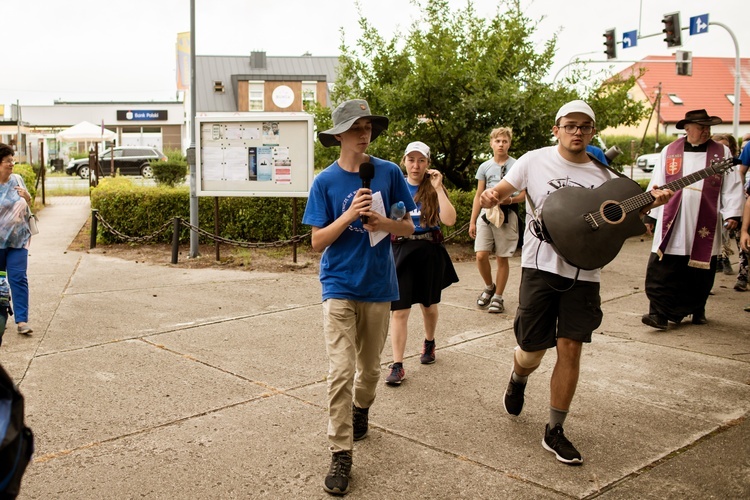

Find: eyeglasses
<box><xmin>559</xmin><ymin>124</ymin><xmax>595</xmax><ymax>135</ymax></box>
<box><xmin>0</xmin><ymin>159</ymin><xmax>15</xmax><ymax>166</ymax></box>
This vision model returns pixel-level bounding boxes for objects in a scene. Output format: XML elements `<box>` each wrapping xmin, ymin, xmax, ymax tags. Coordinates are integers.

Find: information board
<box><xmin>195</xmin><ymin>112</ymin><xmax>314</xmax><ymax>197</ymax></box>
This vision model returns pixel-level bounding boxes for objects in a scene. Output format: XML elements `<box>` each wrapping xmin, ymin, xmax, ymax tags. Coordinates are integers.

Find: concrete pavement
<box><xmin>2</xmin><ymin>196</ymin><xmax>748</xmax><ymax>499</ymax></box>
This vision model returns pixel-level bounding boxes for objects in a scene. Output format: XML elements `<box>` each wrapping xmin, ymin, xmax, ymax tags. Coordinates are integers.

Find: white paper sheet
<box><xmin>368</xmin><ymin>191</ymin><xmax>388</xmax><ymax>247</ymax></box>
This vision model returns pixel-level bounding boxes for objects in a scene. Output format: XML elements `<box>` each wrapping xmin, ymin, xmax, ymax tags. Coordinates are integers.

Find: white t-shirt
<box><xmin>503</xmin><ymin>146</ymin><xmax>616</xmax><ymax>281</ymax></box>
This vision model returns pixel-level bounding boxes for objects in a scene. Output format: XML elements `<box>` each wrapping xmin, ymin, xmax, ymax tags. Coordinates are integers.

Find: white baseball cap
<box><xmin>555</xmin><ymin>100</ymin><xmax>596</xmax><ymax>123</ymax></box>
<box><xmin>404</xmin><ymin>141</ymin><xmax>430</xmax><ymax>158</ymax></box>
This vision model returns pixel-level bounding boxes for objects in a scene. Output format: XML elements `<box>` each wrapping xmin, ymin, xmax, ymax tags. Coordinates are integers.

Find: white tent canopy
<box><xmin>57</xmin><ymin>121</ymin><xmax>116</xmax><ymax>142</ymax></box>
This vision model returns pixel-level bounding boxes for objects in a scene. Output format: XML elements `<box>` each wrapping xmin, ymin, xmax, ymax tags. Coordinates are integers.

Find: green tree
<box><xmin>311</xmin><ymin>0</ymin><xmax>647</xmax><ymax>189</ymax></box>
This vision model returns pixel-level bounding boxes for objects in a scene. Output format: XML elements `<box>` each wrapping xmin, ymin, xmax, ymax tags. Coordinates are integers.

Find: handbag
<box><xmin>11</xmin><ymin>174</ymin><xmax>38</xmax><ymax>235</ymax></box>
<box><xmin>27</xmin><ymin>211</ymin><xmax>39</xmax><ymax>235</ymax></box>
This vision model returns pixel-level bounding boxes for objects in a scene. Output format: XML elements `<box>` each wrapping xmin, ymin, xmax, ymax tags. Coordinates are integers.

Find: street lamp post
<box><xmin>710</xmin><ymin>22</ymin><xmax>740</xmax><ymax>139</ymax></box>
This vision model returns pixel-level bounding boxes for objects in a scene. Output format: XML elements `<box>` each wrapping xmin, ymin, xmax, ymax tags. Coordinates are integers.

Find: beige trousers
<box><xmin>322</xmin><ymin>299</ymin><xmax>390</xmax><ymax>452</ymax></box>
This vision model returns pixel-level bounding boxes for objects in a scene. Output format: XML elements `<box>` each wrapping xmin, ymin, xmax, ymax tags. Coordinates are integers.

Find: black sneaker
<box><xmin>542</xmin><ymin>423</ymin><xmax>583</xmax><ymax>465</ymax></box>
<box><xmin>385</xmin><ymin>363</ymin><xmax>405</xmax><ymax>386</ymax></box>
<box><xmin>420</xmin><ymin>339</ymin><xmax>436</xmax><ymax>364</ymax></box>
<box><xmin>323</xmin><ymin>450</ymin><xmax>352</xmax><ymax>495</ymax></box>
<box><xmin>352</xmin><ymin>405</ymin><xmax>369</xmax><ymax>441</ymax></box>
<box><xmin>503</xmin><ymin>374</ymin><xmax>526</xmax><ymax>416</ymax></box>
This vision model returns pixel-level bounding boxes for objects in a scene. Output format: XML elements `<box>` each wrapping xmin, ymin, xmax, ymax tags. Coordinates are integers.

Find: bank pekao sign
<box><xmin>116</xmin><ymin>109</ymin><xmax>168</xmax><ymax>121</ymax></box>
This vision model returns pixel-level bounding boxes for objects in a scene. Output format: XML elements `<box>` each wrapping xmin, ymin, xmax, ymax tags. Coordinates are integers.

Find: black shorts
<box><xmin>513</xmin><ymin>268</ymin><xmax>603</xmax><ymax>352</ymax></box>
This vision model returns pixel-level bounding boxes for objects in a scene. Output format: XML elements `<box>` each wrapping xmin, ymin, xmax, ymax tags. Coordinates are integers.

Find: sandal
<box><xmin>476</xmin><ymin>283</ymin><xmax>496</xmax><ymax>308</ymax></box>
<box><xmin>488</xmin><ymin>295</ymin><xmax>504</xmax><ymax>314</ymax></box>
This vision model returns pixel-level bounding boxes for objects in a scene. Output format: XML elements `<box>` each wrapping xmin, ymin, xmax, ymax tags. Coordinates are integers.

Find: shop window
<box><xmin>249</xmin><ymin>82</ymin><xmax>264</xmax><ymax>111</ymax></box>
<box><xmin>302</xmin><ymin>81</ymin><xmax>317</xmax><ymax>106</ymax></box>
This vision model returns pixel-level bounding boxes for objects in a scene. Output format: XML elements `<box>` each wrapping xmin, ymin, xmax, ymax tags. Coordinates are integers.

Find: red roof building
<box><xmin>607</xmin><ymin>55</ymin><xmax>750</xmax><ymax>141</ymax></box>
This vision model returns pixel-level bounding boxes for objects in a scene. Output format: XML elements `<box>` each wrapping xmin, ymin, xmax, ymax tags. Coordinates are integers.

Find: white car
<box><xmin>636</xmin><ymin>153</ymin><xmax>661</xmax><ymax>173</ymax></box>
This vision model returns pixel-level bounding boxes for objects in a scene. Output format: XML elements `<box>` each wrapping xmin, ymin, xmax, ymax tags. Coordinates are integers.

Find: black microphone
<box><xmin>359</xmin><ymin>162</ymin><xmax>375</xmax><ymax>224</ymax></box>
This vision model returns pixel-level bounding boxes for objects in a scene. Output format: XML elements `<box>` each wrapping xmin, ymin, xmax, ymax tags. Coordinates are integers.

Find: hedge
<box><xmin>90</xmin><ymin>177</ymin><xmax>652</xmax><ymax>246</ymax></box>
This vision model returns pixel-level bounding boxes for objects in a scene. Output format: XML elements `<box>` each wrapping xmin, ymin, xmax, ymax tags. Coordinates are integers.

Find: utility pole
<box><xmin>654</xmin><ymin>83</ymin><xmax>662</xmax><ymax>152</ymax></box>
<box><xmin>16</xmin><ymin>100</ymin><xmax>21</xmax><ymax>159</ymax></box>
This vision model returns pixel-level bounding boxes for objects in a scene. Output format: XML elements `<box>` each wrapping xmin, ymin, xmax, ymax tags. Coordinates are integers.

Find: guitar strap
<box><xmin>527</xmin><ymin>152</ymin><xmax>620</xmax><ymax>244</ymax></box>
<box><xmin>585</xmin><ymin>152</ymin><xmax>627</xmax><ymax>179</ymax></box>
<box><xmin>522</xmin><ymin>186</ymin><xmax>550</xmax><ymax>244</ymax></box>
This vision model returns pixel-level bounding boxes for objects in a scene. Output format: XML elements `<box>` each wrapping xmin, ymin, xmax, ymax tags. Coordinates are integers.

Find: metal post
<box><xmin>214</xmin><ymin>197</ymin><xmax>220</xmax><ymax>261</ymax></box>
<box><xmin>655</xmin><ymin>83</ymin><xmax>661</xmax><ymax>151</ymax></box>
<box><xmin>188</xmin><ymin>0</ymin><xmax>200</xmax><ymax>258</ymax></box>
<box><xmin>39</xmin><ymin>141</ymin><xmax>46</xmax><ymax>205</ymax></box>
<box><xmin>171</xmin><ymin>218</ymin><xmax>182</xmax><ymax>264</ymax></box>
<box><xmin>710</xmin><ymin>22</ymin><xmax>741</xmax><ymax>139</ymax></box>
<box><xmin>90</xmin><ymin>209</ymin><xmax>98</xmax><ymax>249</ymax></box>
<box><xmin>16</xmin><ymin>100</ymin><xmax>21</xmax><ymax>161</ymax></box>
<box><xmin>292</xmin><ymin>198</ymin><xmax>298</xmax><ymax>263</ymax></box>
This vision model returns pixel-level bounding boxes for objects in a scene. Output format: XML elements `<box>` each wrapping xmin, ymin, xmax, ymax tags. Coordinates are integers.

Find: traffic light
<box><xmin>676</xmin><ymin>50</ymin><xmax>692</xmax><ymax>76</ymax></box>
<box><xmin>603</xmin><ymin>28</ymin><xmax>616</xmax><ymax>60</ymax></box>
<box><xmin>662</xmin><ymin>12</ymin><xmax>682</xmax><ymax>48</ymax></box>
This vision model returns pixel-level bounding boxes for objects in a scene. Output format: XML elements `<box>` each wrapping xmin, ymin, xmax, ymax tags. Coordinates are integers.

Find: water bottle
<box><xmin>390</xmin><ymin>201</ymin><xmax>406</xmax><ymax>221</ymax></box>
<box><xmin>0</xmin><ymin>271</ymin><xmax>10</xmax><ymax>310</ymax></box>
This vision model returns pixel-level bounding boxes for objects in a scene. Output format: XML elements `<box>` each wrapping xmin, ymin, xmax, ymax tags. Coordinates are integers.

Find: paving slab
<box><xmin>4</xmin><ymin>197</ymin><xmax>749</xmax><ymax>499</ymax></box>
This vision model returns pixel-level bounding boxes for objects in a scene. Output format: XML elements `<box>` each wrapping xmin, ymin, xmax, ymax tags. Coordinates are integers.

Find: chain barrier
<box><xmin>95</xmin><ymin>212</ymin><xmax>466</xmax><ymax>250</ymax></box>
<box><xmin>443</xmin><ymin>222</ymin><xmax>469</xmax><ymax>243</ymax></box>
<box><xmin>94</xmin><ymin>213</ymin><xmax>174</xmax><ymax>244</ymax></box>
<box><xmin>94</xmin><ymin>211</ymin><xmax>311</xmax><ymax>249</ymax></box>
<box><xmin>177</xmin><ymin>219</ymin><xmax>311</xmax><ymax>249</ymax></box>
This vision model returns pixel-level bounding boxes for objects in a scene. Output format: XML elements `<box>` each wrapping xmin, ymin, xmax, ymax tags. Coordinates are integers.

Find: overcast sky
<box><xmin>3</xmin><ymin>0</ymin><xmax>744</xmax><ymax>109</ymax></box>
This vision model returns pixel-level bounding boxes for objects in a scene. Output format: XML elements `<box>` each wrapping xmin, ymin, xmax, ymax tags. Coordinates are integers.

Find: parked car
<box><xmin>65</xmin><ymin>146</ymin><xmax>167</xmax><ymax>179</ymax></box>
<box><xmin>636</xmin><ymin>153</ymin><xmax>661</xmax><ymax>173</ymax></box>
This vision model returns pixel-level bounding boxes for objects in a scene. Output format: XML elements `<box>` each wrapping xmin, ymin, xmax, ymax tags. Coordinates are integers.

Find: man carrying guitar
<box><xmin>641</xmin><ymin>110</ymin><xmax>745</xmax><ymax>330</ymax></box>
<box><xmin>480</xmin><ymin>100</ymin><xmax>672</xmax><ymax>465</ymax></box>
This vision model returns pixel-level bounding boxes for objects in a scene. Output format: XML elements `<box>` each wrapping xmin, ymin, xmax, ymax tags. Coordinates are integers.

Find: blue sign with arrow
<box><xmin>622</xmin><ymin>30</ymin><xmax>638</xmax><ymax>48</ymax></box>
<box><xmin>690</xmin><ymin>14</ymin><xmax>709</xmax><ymax>35</ymax></box>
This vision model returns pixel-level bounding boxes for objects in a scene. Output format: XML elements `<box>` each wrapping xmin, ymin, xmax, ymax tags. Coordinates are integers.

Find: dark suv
<box><xmin>65</xmin><ymin>146</ymin><xmax>167</xmax><ymax>178</ymax></box>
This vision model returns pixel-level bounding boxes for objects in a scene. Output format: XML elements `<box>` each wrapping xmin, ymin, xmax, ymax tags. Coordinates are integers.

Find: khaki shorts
<box><xmin>474</xmin><ymin>209</ymin><xmax>519</xmax><ymax>257</ymax></box>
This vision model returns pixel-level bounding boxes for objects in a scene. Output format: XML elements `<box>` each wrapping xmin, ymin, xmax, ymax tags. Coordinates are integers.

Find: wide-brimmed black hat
<box><xmin>318</xmin><ymin>99</ymin><xmax>389</xmax><ymax>147</ymax></box>
<box><xmin>676</xmin><ymin>109</ymin><xmax>722</xmax><ymax>129</ymax></box>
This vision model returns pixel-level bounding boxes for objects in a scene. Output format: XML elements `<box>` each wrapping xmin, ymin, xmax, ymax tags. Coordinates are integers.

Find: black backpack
<box><xmin>0</xmin><ymin>364</ymin><xmax>33</xmax><ymax>499</ymax></box>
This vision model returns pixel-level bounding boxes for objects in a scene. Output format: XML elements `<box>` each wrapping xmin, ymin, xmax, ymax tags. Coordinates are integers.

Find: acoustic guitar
<box><xmin>539</xmin><ymin>158</ymin><xmax>734</xmax><ymax>270</ymax></box>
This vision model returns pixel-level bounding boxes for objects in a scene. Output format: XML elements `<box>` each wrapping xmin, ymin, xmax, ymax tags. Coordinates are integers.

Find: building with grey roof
<box><xmin>196</xmin><ymin>51</ymin><xmax>339</xmax><ymax>113</ymax></box>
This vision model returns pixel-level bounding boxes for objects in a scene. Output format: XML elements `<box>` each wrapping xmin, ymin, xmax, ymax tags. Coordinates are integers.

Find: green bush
<box><xmin>90</xmin><ymin>178</ymin><xmax>308</xmax><ymax>245</ymax></box>
<box><xmin>601</xmin><ymin>134</ymin><xmax>664</xmax><ymax>170</ymax></box>
<box><xmin>89</xmin><ymin>177</ymin><xmax>480</xmax><ymax>246</ymax></box>
<box><xmin>12</xmin><ymin>164</ymin><xmax>37</xmax><ymax>202</ymax></box>
<box><xmin>89</xmin><ymin>176</ymin><xmax>652</xmax><ymax>248</ymax></box>
<box><xmin>151</xmin><ymin>160</ymin><xmax>188</xmax><ymax>187</ymax></box>
<box><xmin>443</xmin><ymin>189</ymin><xmax>475</xmax><ymax>243</ymax></box>
<box><xmin>163</xmin><ymin>148</ymin><xmax>187</xmax><ymax>163</ymax></box>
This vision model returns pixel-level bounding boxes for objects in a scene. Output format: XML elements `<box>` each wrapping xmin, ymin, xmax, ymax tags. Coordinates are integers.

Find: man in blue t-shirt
<box><xmin>302</xmin><ymin>99</ymin><xmax>415</xmax><ymax>496</ymax></box>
